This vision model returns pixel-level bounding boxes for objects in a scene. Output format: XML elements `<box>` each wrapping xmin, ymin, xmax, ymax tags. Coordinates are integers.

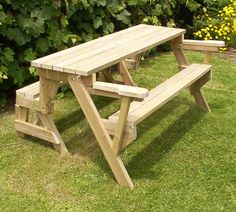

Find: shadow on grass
<box><xmin>24</xmin><ymin>94</ymin><xmax>206</xmax><ymax>183</ymax></box>
<box><xmin>25</xmin><ymin>96</ymin><xmax>115</xmax><ymax>151</ymax></box>
<box><xmin>56</xmin><ymin>96</ymin><xmax>116</xmax><ymax>133</ymax></box>
<box><xmin>88</xmin><ymin>95</ymin><xmax>205</xmax><ymax>181</ymax></box>
<box><xmin>126</xmin><ymin>105</ymin><xmax>205</xmax><ymax>180</ymax></box>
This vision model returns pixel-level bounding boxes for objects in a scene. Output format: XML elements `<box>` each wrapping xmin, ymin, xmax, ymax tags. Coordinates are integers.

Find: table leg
<box><xmin>118</xmin><ymin>61</ymin><xmax>135</xmax><ymax>86</ymax></box>
<box><xmin>68</xmin><ymin>74</ymin><xmax>134</xmax><ymax>189</ymax></box>
<box><xmin>15</xmin><ymin>105</ymin><xmax>29</xmax><ymax>137</ymax></box>
<box><xmin>171</xmin><ymin>36</ymin><xmax>211</xmax><ymax>112</ymax></box>
<box><xmin>38</xmin><ymin>76</ymin><xmax>68</xmax><ymax>154</ymax></box>
<box><xmin>112</xmin><ymin>96</ymin><xmax>132</xmax><ymax>155</ymax></box>
<box><xmin>36</xmin><ymin>112</ymin><xmax>68</xmax><ymax>154</ymax></box>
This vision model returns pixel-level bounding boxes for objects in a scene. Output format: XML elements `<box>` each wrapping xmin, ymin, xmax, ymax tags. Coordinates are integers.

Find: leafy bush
<box><xmin>0</xmin><ymin>0</ymin><xmax>132</xmax><ymax>105</ymax></box>
<box><xmin>193</xmin><ymin>0</ymin><xmax>236</xmax><ymax>49</ymax></box>
<box><xmin>0</xmin><ymin>0</ymin><xmax>202</xmax><ymax>105</ymax></box>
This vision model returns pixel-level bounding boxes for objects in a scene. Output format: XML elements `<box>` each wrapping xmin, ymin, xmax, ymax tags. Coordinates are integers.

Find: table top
<box><xmin>31</xmin><ymin>24</ymin><xmax>185</xmax><ymax>76</ymax></box>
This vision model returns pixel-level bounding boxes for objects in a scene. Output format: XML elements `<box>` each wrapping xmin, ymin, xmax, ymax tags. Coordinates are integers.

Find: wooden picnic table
<box><xmin>15</xmin><ymin>24</ymin><xmax>224</xmax><ymax>189</ymax></box>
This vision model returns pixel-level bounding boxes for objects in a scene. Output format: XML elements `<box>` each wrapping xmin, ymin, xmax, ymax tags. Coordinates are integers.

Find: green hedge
<box><xmin>0</xmin><ymin>0</ymin><xmax>202</xmax><ymax>105</ymax></box>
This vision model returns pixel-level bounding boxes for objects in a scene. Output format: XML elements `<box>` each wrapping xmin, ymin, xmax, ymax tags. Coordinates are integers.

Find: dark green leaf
<box><xmin>105</xmin><ymin>22</ymin><xmax>114</xmax><ymax>33</ymax></box>
<box><xmin>93</xmin><ymin>17</ymin><xmax>102</xmax><ymax>29</ymax></box>
<box><xmin>116</xmin><ymin>9</ymin><xmax>131</xmax><ymax>24</ymax></box>
<box><xmin>24</xmin><ymin>48</ymin><xmax>36</xmax><ymax>62</ymax></box>
<box><xmin>36</xmin><ymin>37</ymin><xmax>49</xmax><ymax>53</ymax></box>
<box><xmin>4</xmin><ymin>47</ymin><xmax>14</xmax><ymax>62</ymax></box>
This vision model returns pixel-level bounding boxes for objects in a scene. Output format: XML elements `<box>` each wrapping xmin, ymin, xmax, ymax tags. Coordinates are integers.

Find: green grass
<box><xmin>0</xmin><ymin>52</ymin><xmax>235</xmax><ymax>211</ymax></box>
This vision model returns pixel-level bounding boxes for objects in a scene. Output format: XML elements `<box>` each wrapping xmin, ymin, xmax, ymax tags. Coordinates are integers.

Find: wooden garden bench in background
<box><xmin>15</xmin><ymin>24</ymin><xmax>224</xmax><ymax>189</ymax></box>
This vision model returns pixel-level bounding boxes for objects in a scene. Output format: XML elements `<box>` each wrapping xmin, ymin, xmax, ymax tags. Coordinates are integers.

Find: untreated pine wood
<box><xmin>102</xmin><ymin>119</ymin><xmax>137</xmax><ymax>141</ymax></box>
<box><xmin>203</xmin><ymin>51</ymin><xmax>213</xmax><ymax>64</ymax></box>
<box><xmin>68</xmin><ymin>74</ymin><xmax>134</xmax><ymax>189</ymax></box>
<box><xmin>87</xmin><ymin>87</ymin><xmax>121</xmax><ymax>99</ymax></box>
<box><xmin>171</xmin><ymin>36</ymin><xmax>211</xmax><ymax>112</ymax></box>
<box><xmin>39</xmin><ymin>76</ymin><xmax>60</xmax><ymax>114</ymax></box>
<box><xmin>109</xmin><ymin>64</ymin><xmax>212</xmax><ymax>126</ymax></box>
<box><xmin>63</xmin><ymin>28</ymin><xmax>185</xmax><ymax>75</ymax></box>
<box><xmin>170</xmin><ymin>35</ymin><xmax>189</xmax><ymax>70</ymax></box>
<box><xmin>190</xmin><ymin>71</ymin><xmax>212</xmax><ymax>95</ymax></box>
<box><xmin>15</xmin><ymin>105</ymin><xmax>29</xmax><ymax>137</ymax></box>
<box><xmin>16</xmin><ymin>96</ymin><xmax>40</xmax><ymax>111</ymax></box>
<box><xmin>15</xmin><ymin>120</ymin><xmax>60</xmax><ymax>144</ymax></box>
<box><xmin>53</xmin><ymin>26</ymin><xmax>181</xmax><ymax>73</ymax></box>
<box><xmin>36</xmin><ymin>25</ymin><xmax>160</xmax><ymax>71</ymax></box>
<box><xmin>182</xmin><ymin>39</ymin><xmax>225</xmax><ymax>64</ymax></box>
<box><xmin>112</xmin><ymin>96</ymin><xmax>132</xmax><ymax>155</ymax></box>
<box><xmin>37</xmin><ymin>112</ymin><xmax>68</xmax><ymax>154</ymax></box>
<box><xmin>118</xmin><ymin>61</ymin><xmax>135</xmax><ymax>86</ymax></box>
<box><xmin>16</xmin><ymin>81</ymin><xmax>40</xmax><ymax>99</ymax></box>
<box><xmin>183</xmin><ymin>39</ymin><xmax>225</xmax><ymax>47</ymax></box>
<box><xmin>31</xmin><ymin>24</ymin><xmax>149</xmax><ymax>69</ymax></box>
<box><xmin>38</xmin><ymin>68</ymin><xmax>69</xmax><ymax>83</ymax></box>
<box><xmin>93</xmin><ymin>81</ymin><xmax>148</xmax><ymax>99</ymax></box>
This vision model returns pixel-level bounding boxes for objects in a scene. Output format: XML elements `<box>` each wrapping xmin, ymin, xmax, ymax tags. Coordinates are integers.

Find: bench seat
<box><xmin>16</xmin><ymin>81</ymin><xmax>40</xmax><ymax>100</ymax></box>
<box><xmin>108</xmin><ymin>63</ymin><xmax>211</xmax><ymax>125</ymax></box>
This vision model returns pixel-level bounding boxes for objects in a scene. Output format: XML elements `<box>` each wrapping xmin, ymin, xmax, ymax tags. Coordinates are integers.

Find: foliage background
<box><xmin>193</xmin><ymin>0</ymin><xmax>236</xmax><ymax>49</ymax></box>
<box><xmin>0</xmin><ymin>0</ymin><xmax>233</xmax><ymax>105</ymax></box>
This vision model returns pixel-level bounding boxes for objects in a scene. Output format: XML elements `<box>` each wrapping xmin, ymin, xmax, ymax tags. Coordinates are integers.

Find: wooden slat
<box><xmin>93</xmin><ymin>82</ymin><xmax>148</xmax><ymax>99</ymax></box>
<box><xmin>64</xmin><ymin>27</ymin><xmax>185</xmax><ymax>75</ymax></box>
<box><xmin>15</xmin><ymin>105</ymin><xmax>29</xmax><ymax>137</ymax></box>
<box><xmin>112</xmin><ymin>97</ymin><xmax>132</xmax><ymax>155</ymax></box>
<box><xmin>31</xmin><ymin>24</ymin><xmax>149</xmax><ymax>69</ymax></box>
<box><xmin>109</xmin><ymin>64</ymin><xmax>211</xmax><ymax>124</ymax></box>
<box><xmin>102</xmin><ymin>119</ymin><xmax>136</xmax><ymax>140</ymax></box>
<box><xmin>182</xmin><ymin>44</ymin><xmax>218</xmax><ymax>52</ymax></box>
<box><xmin>31</xmin><ymin>25</ymin><xmax>185</xmax><ymax>76</ymax></box>
<box><xmin>51</xmin><ymin>26</ymin><xmax>161</xmax><ymax>72</ymax></box>
<box><xmin>118</xmin><ymin>61</ymin><xmax>134</xmax><ymax>86</ymax></box>
<box><xmin>15</xmin><ymin>120</ymin><xmax>60</xmax><ymax>144</ymax></box>
<box><xmin>68</xmin><ymin>74</ymin><xmax>134</xmax><ymax>189</ymax></box>
<box><xmin>16</xmin><ymin>96</ymin><xmax>40</xmax><ymax>111</ymax></box>
<box><xmin>16</xmin><ymin>81</ymin><xmax>40</xmax><ymax>100</ymax></box>
<box><xmin>37</xmin><ymin>112</ymin><xmax>68</xmax><ymax>154</ymax></box>
<box><xmin>183</xmin><ymin>39</ymin><xmax>225</xmax><ymax>47</ymax></box>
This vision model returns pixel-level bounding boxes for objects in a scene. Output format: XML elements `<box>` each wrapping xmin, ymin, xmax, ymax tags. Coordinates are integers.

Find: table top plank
<box><xmin>65</xmin><ymin>27</ymin><xmax>184</xmax><ymax>75</ymax></box>
<box><xmin>51</xmin><ymin>25</ymin><xmax>161</xmax><ymax>72</ymax></box>
<box><xmin>31</xmin><ymin>24</ymin><xmax>147</xmax><ymax>69</ymax></box>
<box><xmin>32</xmin><ymin>24</ymin><xmax>185</xmax><ymax>76</ymax></box>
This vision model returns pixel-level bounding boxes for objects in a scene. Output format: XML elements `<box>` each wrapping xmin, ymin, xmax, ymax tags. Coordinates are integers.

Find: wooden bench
<box><xmin>182</xmin><ymin>39</ymin><xmax>225</xmax><ymax>64</ymax></box>
<box><xmin>95</xmin><ymin>63</ymin><xmax>212</xmax><ymax>152</ymax></box>
<box><xmin>15</xmin><ymin>82</ymin><xmax>40</xmax><ymax>137</ymax></box>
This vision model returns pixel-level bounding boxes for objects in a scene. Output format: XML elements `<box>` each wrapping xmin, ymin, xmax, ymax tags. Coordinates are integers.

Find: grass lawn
<box><xmin>0</xmin><ymin>51</ymin><xmax>235</xmax><ymax>211</ymax></box>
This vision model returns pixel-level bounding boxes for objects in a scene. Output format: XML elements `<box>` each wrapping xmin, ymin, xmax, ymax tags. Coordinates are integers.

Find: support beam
<box><xmin>15</xmin><ymin>105</ymin><xmax>29</xmax><ymax>137</ymax></box>
<box><xmin>203</xmin><ymin>51</ymin><xmax>213</xmax><ymax>64</ymax></box>
<box><xmin>112</xmin><ymin>97</ymin><xmax>132</xmax><ymax>155</ymax></box>
<box><xmin>37</xmin><ymin>112</ymin><xmax>69</xmax><ymax>154</ymax></box>
<box><xmin>39</xmin><ymin>77</ymin><xmax>60</xmax><ymax>114</ymax></box>
<box><xmin>118</xmin><ymin>61</ymin><xmax>135</xmax><ymax>86</ymax></box>
<box><xmin>171</xmin><ymin>35</ymin><xmax>211</xmax><ymax>112</ymax></box>
<box><xmin>15</xmin><ymin>120</ymin><xmax>60</xmax><ymax>144</ymax></box>
<box><xmin>68</xmin><ymin>74</ymin><xmax>134</xmax><ymax>189</ymax></box>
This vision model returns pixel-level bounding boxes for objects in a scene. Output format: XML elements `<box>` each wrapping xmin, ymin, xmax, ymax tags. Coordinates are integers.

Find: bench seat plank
<box><xmin>93</xmin><ymin>82</ymin><xmax>148</xmax><ymax>99</ymax></box>
<box><xmin>16</xmin><ymin>81</ymin><xmax>40</xmax><ymax>100</ymax></box>
<box><xmin>109</xmin><ymin>64</ymin><xmax>211</xmax><ymax>125</ymax></box>
<box><xmin>183</xmin><ymin>39</ymin><xmax>225</xmax><ymax>47</ymax></box>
